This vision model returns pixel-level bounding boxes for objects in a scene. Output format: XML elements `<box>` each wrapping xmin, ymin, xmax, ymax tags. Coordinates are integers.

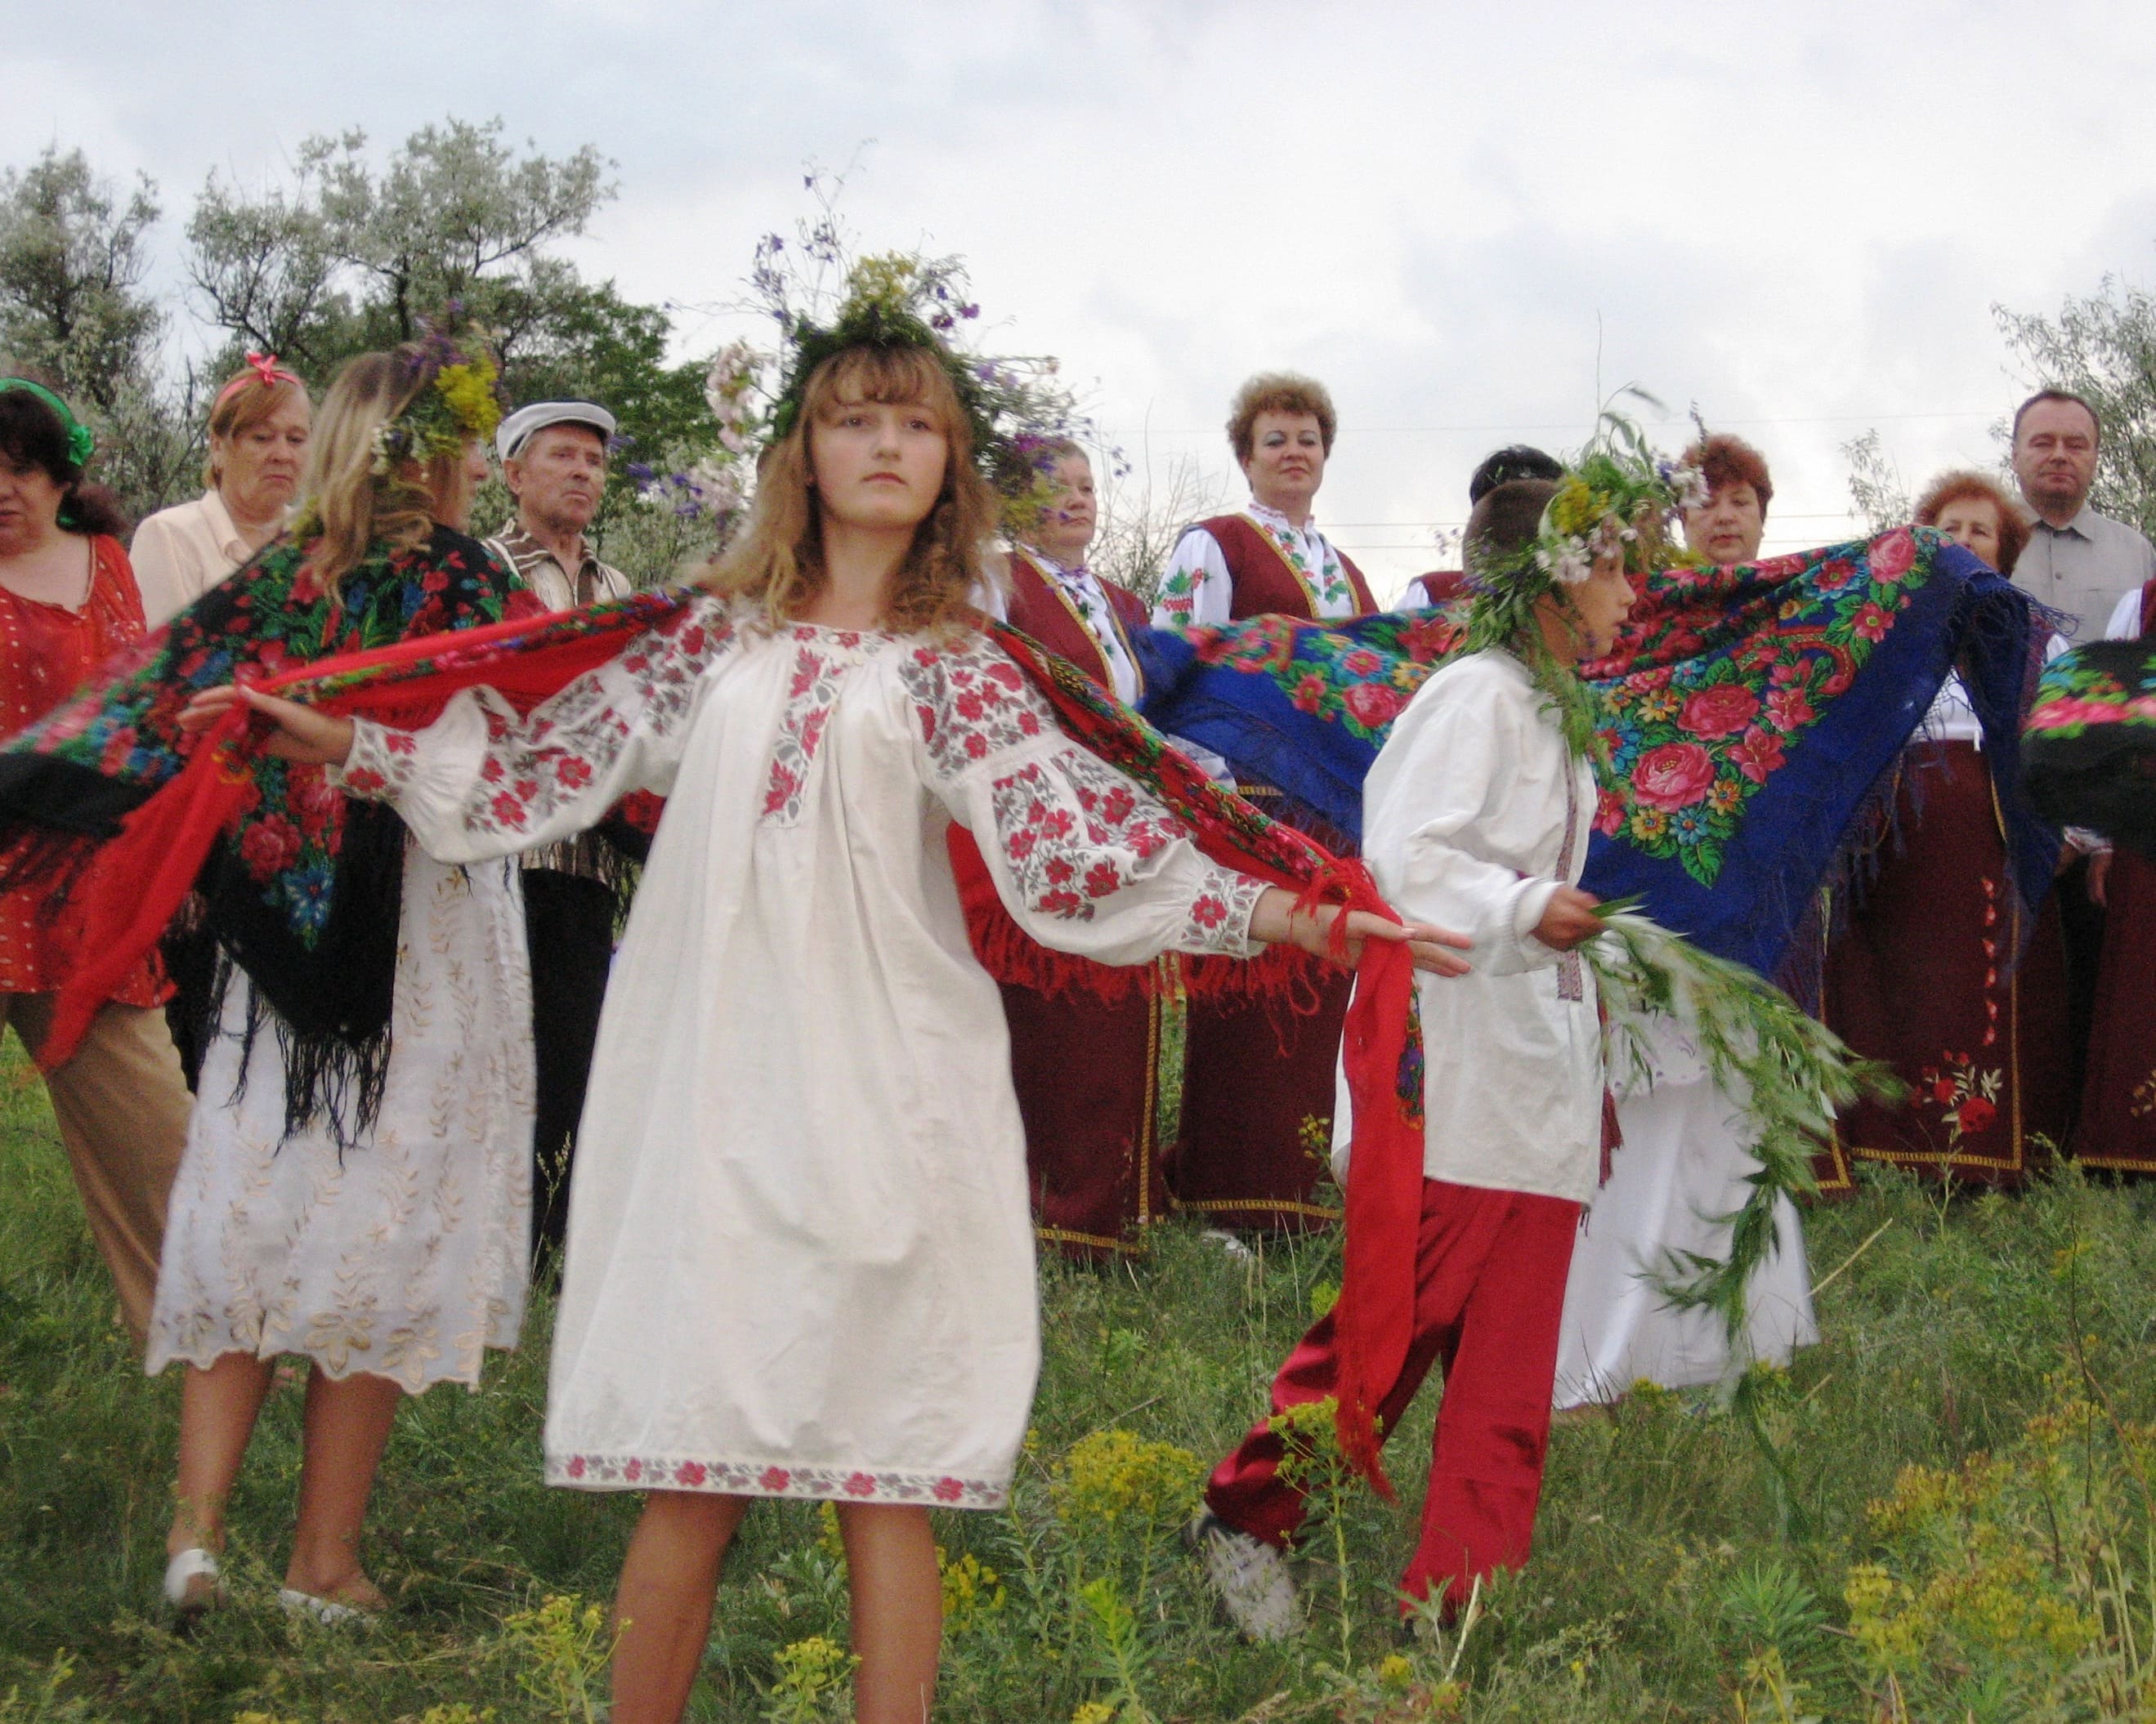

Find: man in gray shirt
<box><xmin>2011</xmin><ymin>389</ymin><xmax>2156</xmax><ymax>637</ymax></box>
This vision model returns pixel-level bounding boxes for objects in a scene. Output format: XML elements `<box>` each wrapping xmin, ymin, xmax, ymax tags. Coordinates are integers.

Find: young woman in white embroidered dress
<box><xmin>191</xmin><ymin>339</ymin><xmax>1468</xmax><ymax>1723</ymax></box>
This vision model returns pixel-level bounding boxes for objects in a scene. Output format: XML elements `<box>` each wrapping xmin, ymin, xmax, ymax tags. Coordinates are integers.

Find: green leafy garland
<box><xmin>756</xmin><ymin>243</ymin><xmax>1094</xmax><ymax>534</ymax></box>
<box><xmin>1582</xmin><ymin>902</ymin><xmax>1899</xmax><ymax>1529</ymax></box>
<box><xmin>1461</xmin><ymin>411</ymin><xmax>1703</xmax><ymax>762</ymax></box>
<box><xmin>1586</xmin><ymin>904</ymin><xmax>1898</xmax><ymax>1333</ymax></box>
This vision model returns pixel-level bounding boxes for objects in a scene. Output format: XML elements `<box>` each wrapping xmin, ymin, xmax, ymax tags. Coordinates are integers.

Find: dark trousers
<box><xmin>523</xmin><ymin>869</ymin><xmax>616</xmax><ymax>1264</ymax></box>
<box><xmin>2057</xmin><ymin>855</ymin><xmax>2105</xmax><ymax>1110</ymax></box>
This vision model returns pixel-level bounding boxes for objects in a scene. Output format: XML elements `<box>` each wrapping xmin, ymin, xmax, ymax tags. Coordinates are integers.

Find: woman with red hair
<box><xmin>1823</xmin><ymin>470</ymin><xmax>2072</xmax><ymax>1186</ymax></box>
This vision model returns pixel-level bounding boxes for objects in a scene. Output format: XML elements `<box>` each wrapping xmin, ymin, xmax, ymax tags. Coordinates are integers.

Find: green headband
<box><xmin>0</xmin><ymin>378</ymin><xmax>96</xmax><ymax>471</ymax></box>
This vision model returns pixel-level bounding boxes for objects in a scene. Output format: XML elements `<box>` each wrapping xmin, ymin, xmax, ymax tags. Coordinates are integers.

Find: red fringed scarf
<box><xmin>47</xmin><ymin>595</ymin><xmax>1425</xmax><ymax>1491</ymax></box>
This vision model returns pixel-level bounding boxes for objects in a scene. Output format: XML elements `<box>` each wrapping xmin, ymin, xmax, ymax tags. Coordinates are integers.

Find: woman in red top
<box><xmin>0</xmin><ymin>379</ymin><xmax>190</xmax><ymax>1348</ymax></box>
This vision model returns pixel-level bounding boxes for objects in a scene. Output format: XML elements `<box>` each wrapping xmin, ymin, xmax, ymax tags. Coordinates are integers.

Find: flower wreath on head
<box><xmin>366</xmin><ymin>312</ymin><xmax>506</xmax><ymax>479</ymax></box>
<box><xmin>758</xmin><ymin>253</ymin><xmax>1089</xmax><ymax>535</ymax></box>
<box><xmin>1460</xmin><ymin>411</ymin><xmax>1705</xmax><ymax>762</ymax></box>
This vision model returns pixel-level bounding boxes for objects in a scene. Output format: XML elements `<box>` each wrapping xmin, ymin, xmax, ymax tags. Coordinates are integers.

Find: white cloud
<box><xmin>11</xmin><ymin>0</ymin><xmax>2156</xmax><ymax>590</ymax></box>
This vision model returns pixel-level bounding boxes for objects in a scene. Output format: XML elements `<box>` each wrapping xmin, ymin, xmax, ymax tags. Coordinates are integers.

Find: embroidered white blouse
<box><xmin>333</xmin><ymin>595</ymin><xmax>1267</xmax><ymax>1507</ymax></box>
<box><xmin>1025</xmin><ymin>549</ymin><xmax>1143</xmax><ymax>704</ymax></box>
<box><xmin>1152</xmin><ymin>502</ymin><xmax>1362</xmax><ymax>628</ymax></box>
<box><xmin>1349</xmin><ymin>649</ymin><xmax>1604</xmax><ymax>1204</ymax></box>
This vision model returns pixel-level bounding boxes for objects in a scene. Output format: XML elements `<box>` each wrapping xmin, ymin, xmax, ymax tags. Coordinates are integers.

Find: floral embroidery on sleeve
<box><xmin>898</xmin><ymin>637</ymin><xmax>1050</xmax><ymax>782</ymax></box>
<box><xmin>987</xmin><ymin>748</ymin><xmax>1262</xmax><ymax>954</ymax></box>
<box><xmin>458</xmin><ymin>596</ymin><xmax>735</xmax><ymax>842</ymax></box>
<box><xmin>333</xmin><ymin>721</ymin><xmax>422</xmax><ymax>801</ymax></box>
<box><xmin>1152</xmin><ymin>527</ymin><xmax>1219</xmax><ymax>628</ymax></box>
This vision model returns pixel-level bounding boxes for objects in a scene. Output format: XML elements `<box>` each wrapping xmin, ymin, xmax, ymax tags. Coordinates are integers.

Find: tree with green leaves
<box><xmin>0</xmin><ymin>145</ymin><xmax>198</xmax><ymax>520</ymax></box>
<box><xmin>1997</xmin><ymin>276</ymin><xmax>2156</xmax><ymax>538</ymax></box>
<box><xmin>185</xmin><ymin>118</ymin><xmax>716</xmax><ymax>539</ymax></box>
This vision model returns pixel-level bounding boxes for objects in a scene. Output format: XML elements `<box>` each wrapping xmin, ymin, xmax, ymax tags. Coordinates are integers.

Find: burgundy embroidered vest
<box><xmin>1199</xmin><ymin>514</ymin><xmax>1377</xmax><ymax>620</ymax></box>
<box><xmin>2140</xmin><ymin>577</ymin><xmax>2156</xmax><ymax>638</ymax></box>
<box><xmin>1004</xmin><ymin>548</ymin><xmax>1147</xmax><ymax>695</ymax></box>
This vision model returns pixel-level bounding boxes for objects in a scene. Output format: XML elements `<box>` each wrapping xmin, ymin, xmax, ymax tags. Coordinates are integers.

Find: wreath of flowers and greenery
<box><xmin>368</xmin><ymin>314</ymin><xmax>506</xmax><ymax>477</ymax></box>
<box><xmin>651</xmin><ymin>176</ymin><xmax>1107</xmax><ymax>540</ymax></box>
<box><xmin>1460</xmin><ymin>409</ymin><xmax>1705</xmax><ymax>763</ymax></box>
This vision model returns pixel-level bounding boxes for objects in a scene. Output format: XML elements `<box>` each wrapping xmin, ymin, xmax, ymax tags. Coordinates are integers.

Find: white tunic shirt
<box><xmin>336</xmin><ymin>596</ymin><xmax>1265</xmax><ymax>1506</ymax></box>
<box><xmin>1152</xmin><ymin>502</ymin><xmax>1362</xmax><ymax>627</ymax></box>
<box><xmin>131</xmin><ymin>491</ymin><xmax>253</xmax><ymax>628</ymax></box>
<box><xmin>1353</xmin><ymin>650</ymin><xmax>1604</xmax><ymax>1203</ymax></box>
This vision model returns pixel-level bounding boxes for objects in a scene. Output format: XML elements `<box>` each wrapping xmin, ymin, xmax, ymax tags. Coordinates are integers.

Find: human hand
<box><xmin>177</xmin><ymin>684</ymin><xmax>357</xmax><ymax>766</ymax></box>
<box><xmin>2088</xmin><ymin>846</ymin><xmax>2113</xmax><ymax>909</ymax></box>
<box><xmin>1532</xmin><ymin>884</ymin><xmax>1604</xmax><ymax>952</ymax></box>
<box><xmin>1250</xmin><ymin>891</ymin><xmax>1473</xmax><ymax>976</ymax></box>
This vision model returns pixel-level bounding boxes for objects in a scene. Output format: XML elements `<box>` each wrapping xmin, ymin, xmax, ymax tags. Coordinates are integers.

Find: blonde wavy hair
<box><xmin>296</xmin><ymin>349</ymin><xmax>472</xmax><ymax>592</ymax></box>
<box><xmin>702</xmin><ymin>344</ymin><xmax>1000</xmax><ymax>635</ymax></box>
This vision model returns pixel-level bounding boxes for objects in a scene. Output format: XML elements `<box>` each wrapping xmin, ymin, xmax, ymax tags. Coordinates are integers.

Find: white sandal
<box><xmin>278</xmin><ymin>1586</ymin><xmax>376</xmax><ymax>1627</ymax></box>
<box><xmin>162</xmin><ymin>1547</ymin><xmax>221</xmax><ymax>1615</ymax></box>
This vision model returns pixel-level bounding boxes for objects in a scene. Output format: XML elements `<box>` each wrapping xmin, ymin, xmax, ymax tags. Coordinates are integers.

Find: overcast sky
<box><xmin>14</xmin><ymin>0</ymin><xmax>2156</xmax><ymax>598</ymax></box>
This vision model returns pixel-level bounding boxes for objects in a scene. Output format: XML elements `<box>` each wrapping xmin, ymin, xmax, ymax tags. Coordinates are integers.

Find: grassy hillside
<box><xmin>6</xmin><ymin>1042</ymin><xmax>2156</xmax><ymax>1722</ymax></box>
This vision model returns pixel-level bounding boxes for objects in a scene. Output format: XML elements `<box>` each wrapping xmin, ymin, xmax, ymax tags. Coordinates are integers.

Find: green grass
<box><xmin>8</xmin><ymin>1032</ymin><xmax>2156</xmax><ymax>1721</ymax></box>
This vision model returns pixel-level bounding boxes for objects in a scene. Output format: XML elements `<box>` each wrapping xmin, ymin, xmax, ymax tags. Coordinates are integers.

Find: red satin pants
<box><xmin>1204</xmin><ymin>1178</ymin><xmax>1581</xmax><ymax>1610</ymax></box>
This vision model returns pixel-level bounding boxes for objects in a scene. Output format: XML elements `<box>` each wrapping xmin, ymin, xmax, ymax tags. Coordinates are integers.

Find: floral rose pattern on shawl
<box><xmin>3</xmin><ymin>525</ymin><xmax>525</xmax><ymax>944</ymax></box>
<box><xmin>1188</xmin><ymin>610</ymin><xmax>1463</xmax><ymax>743</ymax></box>
<box><xmin>1586</xmin><ymin>528</ymin><xmax>1932</xmax><ymax>886</ymax></box>
<box><xmin>2022</xmin><ymin>639</ymin><xmax>2156</xmax><ymax>859</ymax></box>
<box><xmin>1134</xmin><ymin>528</ymin><xmax>2048</xmax><ymax>984</ymax></box>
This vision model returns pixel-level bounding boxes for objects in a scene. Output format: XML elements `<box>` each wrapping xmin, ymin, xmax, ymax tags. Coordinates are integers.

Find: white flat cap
<box><xmin>497</xmin><ymin>400</ymin><xmax>619</xmax><ymax>461</ymax></box>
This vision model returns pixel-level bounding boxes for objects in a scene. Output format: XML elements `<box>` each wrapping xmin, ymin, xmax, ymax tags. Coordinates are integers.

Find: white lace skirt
<box><xmin>145</xmin><ymin>844</ymin><xmax>535</xmax><ymax>1392</ymax></box>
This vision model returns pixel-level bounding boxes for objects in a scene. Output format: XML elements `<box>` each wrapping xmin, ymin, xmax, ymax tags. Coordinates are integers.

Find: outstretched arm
<box><xmin>178</xmin><ymin>596</ymin><xmax>737</xmax><ymax>864</ymax></box>
<box><xmin>911</xmin><ymin>639</ymin><xmax>1469</xmax><ymax>976</ymax></box>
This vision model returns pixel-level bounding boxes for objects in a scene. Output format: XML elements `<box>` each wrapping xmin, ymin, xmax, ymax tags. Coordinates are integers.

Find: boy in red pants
<box><xmin>1194</xmin><ymin>471</ymin><xmax>1642</xmax><ymax>1636</ymax></box>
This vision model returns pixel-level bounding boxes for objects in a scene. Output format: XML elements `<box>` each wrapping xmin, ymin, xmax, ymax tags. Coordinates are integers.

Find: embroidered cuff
<box><xmin>327</xmin><ymin>718</ymin><xmax>423</xmax><ymax>802</ymax></box>
<box><xmin>1180</xmin><ymin>868</ymin><xmax>1267</xmax><ymax>958</ymax></box>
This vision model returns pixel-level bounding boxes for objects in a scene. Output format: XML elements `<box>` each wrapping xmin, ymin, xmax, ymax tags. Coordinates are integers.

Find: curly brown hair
<box><xmin>1914</xmin><ymin>469</ymin><xmax>2031</xmax><ymax>575</ymax></box>
<box><xmin>1680</xmin><ymin>432</ymin><xmax>1774</xmax><ymax>516</ymax></box>
<box><xmin>1227</xmin><ymin>372</ymin><xmax>1337</xmax><ymax>464</ymax></box>
<box><xmin>704</xmin><ymin>343</ymin><xmax>1000</xmax><ymax>635</ymax></box>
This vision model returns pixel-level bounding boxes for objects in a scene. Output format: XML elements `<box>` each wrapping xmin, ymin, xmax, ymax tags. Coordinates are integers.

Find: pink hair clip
<box><xmin>216</xmin><ymin>352</ymin><xmax>301</xmax><ymax>407</ymax></box>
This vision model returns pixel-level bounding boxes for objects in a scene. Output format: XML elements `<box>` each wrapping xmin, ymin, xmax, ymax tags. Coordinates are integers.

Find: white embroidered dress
<box><xmin>145</xmin><ymin>843</ymin><xmax>535</xmax><ymax>1391</ymax></box>
<box><xmin>333</xmin><ymin>596</ymin><xmax>1266</xmax><ymax>1507</ymax></box>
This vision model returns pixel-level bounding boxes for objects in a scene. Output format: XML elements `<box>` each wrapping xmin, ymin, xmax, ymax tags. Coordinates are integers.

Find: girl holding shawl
<box><xmin>190</xmin><ymin>303</ymin><xmax>1464</xmax><ymax>1722</ymax></box>
<box><xmin>2</xmin><ymin>336</ymin><xmax>535</xmax><ymax>1622</ymax></box>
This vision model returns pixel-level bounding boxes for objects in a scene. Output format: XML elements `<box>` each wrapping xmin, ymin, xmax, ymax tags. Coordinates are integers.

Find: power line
<box><xmin>1100</xmin><ymin>411</ymin><xmax>2001</xmax><ymax>437</ymax></box>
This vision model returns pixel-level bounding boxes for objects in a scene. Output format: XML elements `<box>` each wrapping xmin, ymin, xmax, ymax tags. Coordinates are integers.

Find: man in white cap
<box><xmin>487</xmin><ymin>400</ymin><xmax>633</xmax><ymax>611</ymax></box>
<box><xmin>484</xmin><ymin>400</ymin><xmax>636</xmax><ymax>1266</ymax></box>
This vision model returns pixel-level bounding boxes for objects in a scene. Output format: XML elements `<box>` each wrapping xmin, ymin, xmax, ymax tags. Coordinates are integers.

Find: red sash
<box><xmin>1200</xmin><ymin>513</ymin><xmax>1376</xmax><ymax>620</ymax></box>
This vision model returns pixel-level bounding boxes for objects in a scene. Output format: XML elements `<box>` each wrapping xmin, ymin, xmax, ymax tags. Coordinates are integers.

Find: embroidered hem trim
<box><xmin>547</xmin><ymin>1451</ymin><xmax>1010</xmax><ymax>1508</ymax></box>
